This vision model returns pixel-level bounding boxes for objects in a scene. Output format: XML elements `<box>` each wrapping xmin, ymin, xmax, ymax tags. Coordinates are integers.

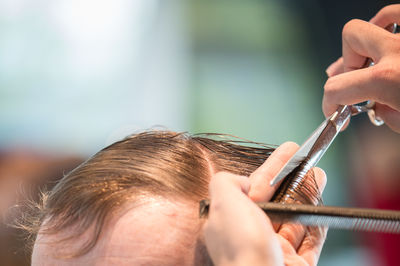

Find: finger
<box><xmin>297</xmin><ymin>226</ymin><xmax>328</xmax><ymax>266</ymax></box>
<box><xmin>209</xmin><ymin>172</ymin><xmax>250</xmax><ymax>201</ymax></box>
<box><xmin>276</xmin><ymin>235</ymin><xmax>307</xmax><ymax>265</ymax></box>
<box><xmin>323</xmin><ymin>19</ymin><xmax>398</xmax><ymax>118</ymax></box>
<box><xmin>323</xmin><ymin>66</ymin><xmax>400</xmax><ymax>117</ymax></box>
<box><xmin>207</xmin><ymin>172</ymin><xmax>252</xmax><ymax>228</ymax></box>
<box><xmin>248</xmin><ymin>142</ymin><xmax>299</xmax><ymax>202</ymax></box>
<box><xmin>326</xmin><ymin>57</ymin><xmax>344</xmax><ymax>77</ymax></box>
<box><xmin>205</xmin><ymin>173</ymin><xmax>253</xmax><ymax>265</ymax></box>
<box><xmin>205</xmin><ymin>172</ymin><xmax>282</xmax><ymax>266</ymax></box>
<box><xmin>312</xmin><ymin>167</ymin><xmax>327</xmax><ymax>194</ymax></box>
<box><xmin>375</xmin><ymin>103</ymin><xmax>400</xmax><ymax>133</ymax></box>
<box><xmin>277</xmin><ymin>168</ymin><xmax>326</xmax><ymax>250</ymax></box>
<box><xmin>206</xmin><ymin>172</ymin><xmax>253</xmax><ymax>240</ymax></box>
<box><xmin>277</xmin><ymin>223</ymin><xmax>306</xmax><ymax>252</ymax></box>
<box><xmin>340</xmin><ymin>119</ymin><xmax>351</xmax><ymax>131</ymax></box>
<box><xmin>341</xmin><ymin>19</ymin><xmax>394</xmax><ymax>72</ymax></box>
<box><xmin>295</xmin><ymin>169</ymin><xmax>328</xmax><ymax>265</ymax></box>
<box><xmin>370</xmin><ymin>4</ymin><xmax>400</xmax><ymax>28</ymax></box>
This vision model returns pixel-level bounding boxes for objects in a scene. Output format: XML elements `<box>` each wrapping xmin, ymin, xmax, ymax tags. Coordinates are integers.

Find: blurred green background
<box><xmin>1</xmin><ymin>1</ymin><xmax>399</xmax><ymax>265</ymax></box>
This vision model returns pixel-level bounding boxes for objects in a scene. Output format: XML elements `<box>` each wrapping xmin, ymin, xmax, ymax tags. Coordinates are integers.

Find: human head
<box><xmin>28</xmin><ymin>130</ymin><xmax>275</xmax><ymax>265</ymax></box>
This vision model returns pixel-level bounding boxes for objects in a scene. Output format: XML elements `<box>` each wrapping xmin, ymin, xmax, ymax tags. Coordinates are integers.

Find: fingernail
<box><xmin>326</xmin><ymin>64</ymin><xmax>334</xmax><ymax>77</ymax></box>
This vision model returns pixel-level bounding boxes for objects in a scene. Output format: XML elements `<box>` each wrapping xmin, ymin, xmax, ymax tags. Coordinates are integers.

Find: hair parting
<box><xmin>16</xmin><ymin>130</ymin><xmax>323</xmax><ymax>259</ymax></box>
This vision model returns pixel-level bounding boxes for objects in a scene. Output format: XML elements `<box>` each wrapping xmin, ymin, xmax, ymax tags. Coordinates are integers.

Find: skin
<box><xmin>323</xmin><ymin>4</ymin><xmax>400</xmax><ymax>133</ymax></box>
<box><xmin>32</xmin><ymin>198</ymin><xmax>212</xmax><ymax>266</ymax></box>
<box><xmin>32</xmin><ymin>142</ymin><xmax>326</xmax><ymax>265</ymax></box>
<box><xmin>204</xmin><ymin>142</ymin><xmax>327</xmax><ymax>266</ymax></box>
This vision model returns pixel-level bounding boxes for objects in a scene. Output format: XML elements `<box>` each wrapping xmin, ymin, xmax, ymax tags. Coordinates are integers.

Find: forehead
<box><xmin>99</xmin><ymin>199</ymin><xmax>204</xmax><ymax>259</ymax></box>
<box><xmin>32</xmin><ymin>198</ymin><xmax>207</xmax><ymax>265</ymax></box>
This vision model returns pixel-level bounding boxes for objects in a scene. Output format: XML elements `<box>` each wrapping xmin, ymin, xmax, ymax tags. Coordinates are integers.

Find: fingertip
<box><xmin>210</xmin><ymin>172</ymin><xmax>251</xmax><ymax>196</ymax></box>
<box><xmin>322</xmin><ymin>95</ymin><xmax>337</xmax><ymax>119</ymax></box>
<box><xmin>279</xmin><ymin>141</ymin><xmax>300</xmax><ymax>151</ymax></box>
<box><xmin>249</xmin><ymin>141</ymin><xmax>299</xmax><ymax>182</ymax></box>
<box><xmin>325</xmin><ymin>69</ymin><xmax>332</xmax><ymax>78</ymax></box>
<box><xmin>312</xmin><ymin>167</ymin><xmax>327</xmax><ymax>192</ymax></box>
<box><xmin>248</xmin><ymin>141</ymin><xmax>299</xmax><ymax>202</ymax></box>
<box><xmin>313</xmin><ymin>167</ymin><xmax>326</xmax><ymax>178</ymax></box>
<box><xmin>322</xmin><ymin>78</ymin><xmax>339</xmax><ymax>118</ymax></box>
<box><xmin>326</xmin><ymin>64</ymin><xmax>335</xmax><ymax>77</ymax></box>
<box><xmin>326</xmin><ymin>57</ymin><xmax>344</xmax><ymax>77</ymax></box>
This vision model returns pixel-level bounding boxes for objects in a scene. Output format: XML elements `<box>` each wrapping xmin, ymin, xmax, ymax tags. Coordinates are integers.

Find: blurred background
<box><xmin>1</xmin><ymin>0</ymin><xmax>399</xmax><ymax>265</ymax></box>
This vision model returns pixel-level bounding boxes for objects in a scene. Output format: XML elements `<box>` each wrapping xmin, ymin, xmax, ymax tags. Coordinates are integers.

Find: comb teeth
<box><xmin>258</xmin><ymin>202</ymin><xmax>400</xmax><ymax>234</ymax></box>
<box><xmin>260</xmin><ymin>203</ymin><xmax>400</xmax><ymax>234</ymax></box>
<box><xmin>199</xmin><ymin>200</ymin><xmax>400</xmax><ymax>234</ymax></box>
<box><xmin>278</xmin><ymin>214</ymin><xmax>400</xmax><ymax>234</ymax></box>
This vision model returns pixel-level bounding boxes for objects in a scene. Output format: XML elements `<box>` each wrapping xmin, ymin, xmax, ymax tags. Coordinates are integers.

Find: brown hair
<box><xmin>22</xmin><ymin>130</ymin><xmax>322</xmax><ymax>259</ymax></box>
<box><xmin>23</xmin><ymin>130</ymin><xmax>279</xmax><ymax>257</ymax></box>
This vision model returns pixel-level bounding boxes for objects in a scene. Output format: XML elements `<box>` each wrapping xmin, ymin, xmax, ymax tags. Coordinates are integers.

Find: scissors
<box><xmin>200</xmin><ymin>23</ymin><xmax>400</xmax><ymax>234</ymax></box>
<box><xmin>270</xmin><ymin>22</ymin><xmax>399</xmax><ymax>187</ymax></box>
<box><xmin>269</xmin><ymin>104</ymin><xmax>377</xmax><ymax>186</ymax></box>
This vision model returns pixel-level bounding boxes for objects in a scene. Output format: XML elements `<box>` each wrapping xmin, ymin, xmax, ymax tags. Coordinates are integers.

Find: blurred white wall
<box><xmin>0</xmin><ymin>0</ymin><xmax>190</xmax><ymax>155</ymax></box>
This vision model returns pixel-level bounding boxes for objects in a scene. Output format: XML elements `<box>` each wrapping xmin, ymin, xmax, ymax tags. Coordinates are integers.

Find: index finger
<box><xmin>341</xmin><ymin>19</ymin><xmax>393</xmax><ymax>72</ymax></box>
<box><xmin>248</xmin><ymin>142</ymin><xmax>299</xmax><ymax>202</ymax></box>
<box><xmin>327</xmin><ymin>5</ymin><xmax>400</xmax><ymax>77</ymax></box>
<box><xmin>370</xmin><ymin>4</ymin><xmax>400</xmax><ymax>28</ymax></box>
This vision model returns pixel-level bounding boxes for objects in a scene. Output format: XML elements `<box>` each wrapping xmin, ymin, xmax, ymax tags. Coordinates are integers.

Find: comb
<box><xmin>199</xmin><ymin>200</ymin><xmax>400</xmax><ymax>234</ymax></box>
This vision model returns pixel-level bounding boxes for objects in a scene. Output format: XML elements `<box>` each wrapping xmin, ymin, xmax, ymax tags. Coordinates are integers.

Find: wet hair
<box><xmin>21</xmin><ymin>130</ymin><xmax>321</xmax><ymax>258</ymax></box>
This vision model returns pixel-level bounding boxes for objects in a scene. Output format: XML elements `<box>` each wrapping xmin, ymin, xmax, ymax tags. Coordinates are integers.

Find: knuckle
<box><xmin>303</xmin><ymin>226</ymin><xmax>327</xmax><ymax>248</ymax></box>
<box><xmin>369</xmin><ymin>63</ymin><xmax>400</xmax><ymax>104</ymax></box>
<box><xmin>388</xmin><ymin>35</ymin><xmax>400</xmax><ymax>53</ymax></box>
<box><xmin>378</xmin><ymin>32</ymin><xmax>400</xmax><ymax>54</ymax></box>
<box><xmin>370</xmin><ymin>64</ymin><xmax>396</xmax><ymax>83</ymax></box>
<box><xmin>279</xmin><ymin>224</ymin><xmax>304</xmax><ymax>247</ymax></box>
<box><xmin>279</xmin><ymin>227</ymin><xmax>296</xmax><ymax>245</ymax></box>
<box><xmin>342</xmin><ymin>19</ymin><xmax>363</xmax><ymax>38</ymax></box>
<box><xmin>378</xmin><ymin>5</ymin><xmax>391</xmax><ymax>16</ymax></box>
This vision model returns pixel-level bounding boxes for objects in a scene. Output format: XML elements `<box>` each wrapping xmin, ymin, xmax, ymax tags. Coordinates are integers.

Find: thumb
<box><xmin>209</xmin><ymin>172</ymin><xmax>250</xmax><ymax>201</ymax></box>
<box><xmin>375</xmin><ymin>103</ymin><xmax>400</xmax><ymax>133</ymax></box>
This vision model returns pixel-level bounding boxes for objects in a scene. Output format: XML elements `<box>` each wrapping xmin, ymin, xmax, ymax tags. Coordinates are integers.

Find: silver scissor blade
<box><xmin>269</xmin><ymin>118</ymin><xmax>330</xmax><ymax>186</ymax></box>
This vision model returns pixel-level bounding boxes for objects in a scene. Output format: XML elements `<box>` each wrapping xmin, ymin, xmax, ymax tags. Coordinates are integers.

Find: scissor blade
<box><xmin>269</xmin><ymin>118</ymin><xmax>329</xmax><ymax>186</ymax></box>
